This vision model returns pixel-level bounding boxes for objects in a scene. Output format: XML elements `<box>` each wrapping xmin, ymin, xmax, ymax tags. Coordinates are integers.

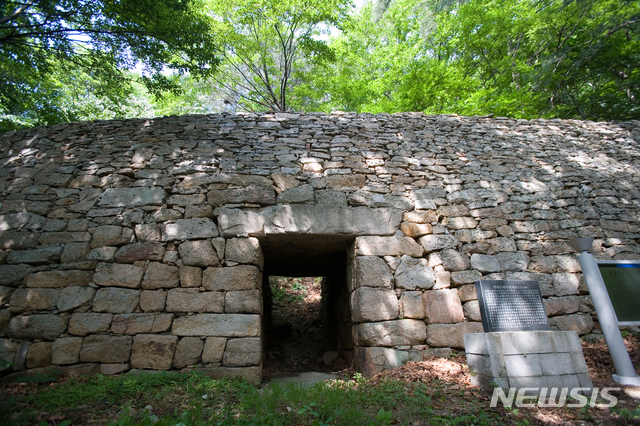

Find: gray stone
<box><xmin>179</xmin><ymin>266</ymin><xmax>202</xmax><ymax>288</ymax></box>
<box><xmin>93</xmin><ymin>262</ymin><xmax>144</xmax><ymax>288</ymax></box>
<box><xmin>172</xmin><ymin>314</ymin><xmax>261</xmax><ymax>337</ymax></box>
<box><xmin>208</xmin><ymin>186</ymin><xmax>276</xmax><ymax>206</ymax></box>
<box><xmin>140</xmin><ymin>290</ymin><xmax>166</xmax><ymax>312</ymax></box>
<box><xmin>423</xmin><ymin>289</ymin><xmax>465</xmax><ymax>324</ymax></box>
<box><xmin>202</xmin><ymin>265</ymin><xmax>259</xmax><ymax>291</ymax></box>
<box><xmin>354</xmin><ymin>236</ymin><xmax>423</xmax><ymax>257</ymax></box>
<box><xmin>496</xmin><ymin>252</ymin><xmax>530</xmax><ymax>272</ymax></box>
<box><xmin>134</xmin><ymin>223</ymin><xmax>162</xmax><ymax>242</ymax></box>
<box><xmin>394</xmin><ymin>255</ymin><xmax>436</xmax><ymax>290</ymax></box>
<box><xmin>544</xmin><ymin>296</ymin><xmax>580</xmax><ymax>316</ymax></box>
<box><xmin>225</xmin><ymin>238</ymin><xmax>264</xmax><ymax>267</ymax></box>
<box><xmin>87</xmin><ymin>246</ymin><xmax>118</xmax><ymax>261</ymax></box>
<box><xmin>166</xmin><ymin>288</ymin><xmax>224</xmax><ymax>313</ymax></box>
<box><xmin>162</xmin><ymin>218</ymin><xmax>219</xmax><ymax>241</ymax></box>
<box><xmin>440</xmin><ymin>249</ymin><xmax>471</xmax><ymax>271</ymax></box>
<box><xmin>184</xmin><ymin>204</ymin><xmax>213</xmax><ymax>219</ymax></box>
<box><xmin>349</xmin><ymin>256</ymin><xmax>393</xmax><ymax>292</ymax></box>
<box><xmin>418</xmin><ymin>234</ymin><xmax>459</xmax><ymax>253</ymax></box>
<box><xmin>168</xmin><ymin>194</ymin><xmax>207</xmax><ymax>206</ymax></box>
<box><xmin>91</xmin><ymin>225</ymin><xmax>134</xmax><ymax>248</ymax></box>
<box><xmin>26</xmin><ymin>341</ymin><xmax>52</xmax><ymax>368</ymax></box>
<box><xmin>27</xmin><ymin>270</ymin><xmax>93</xmax><ymax>288</ymax></box>
<box><xmin>470</xmin><ymin>254</ymin><xmax>501</xmax><ymax>273</ymax></box>
<box><xmin>115</xmin><ymin>242</ymin><xmax>166</xmax><ymax>263</ymax></box>
<box><xmin>7</xmin><ymin>247</ymin><xmax>63</xmax><ymax>265</ymax></box>
<box><xmin>0</xmin><ymin>265</ymin><xmax>33</xmax><ymax>287</ymax></box>
<box><xmin>277</xmin><ymin>184</ymin><xmax>314</xmax><ymax>204</ymax></box>
<box><xmin>271</xmin><ymin>173</ymin><xmax>300</xmax><ymax>193</ymax></box>
<box><xmin>355</xmin><ymin>320</ymin><xmax>427</xmax><ymax>346</ymax></box>
<box><xmin>217</xmin><ymin>205</ymin><xmax>402</xmax><ymax>238</ymax></box>
<box><xmin>354</xmin><ymin>346</ymin><xmax>410</xmax><ymax>377</ymax></box>
<box><xmin>404</xmin><ymin>210</ymin><xmax>438</xmax><ymax>224</ymax></box>
<box><xmin>400</xmin><ymin>291</ymin><xmax>425</xmax><ymax>318</ymax></box>
<box><xmin>8</xmin><ymin>314</ymin><xmax>68</xmax><ymax>340</ymax></box>
<box><xmin>223</xmin><ymin>337</ymin><xmax>261</xmax><ymax>367</ymax></box>
<box><xmin>92</xmin><ymin>288</ymin><xmax>140</xmax><ymax>313</ymax></box>
<box><xmin>0</xmin><ymin>286</ymin><xmax>13</xmax><ymax>306</ymax></box>
<box><xmin>52</xmin><ymin>337</ymin><xmax>83</xmax><ymax>365</ymax></box>
<box><xmin>549</xmin><ymin>314</ymin><xmax>594</xmax><ymax>335</ymax></box>
<box><xmin>142</xmin><ymin>262</ymin><xmax>180</xmax><ymax>289</ymax></box>
<box><xmin>411</xmin><ymin>188</ymin><xmax>446</xmax><ymax>210</ymax></box>
<box><xmin>79</xmin><ymin>335</ymin><xmax>132</xmax><ymax>363</ymax></box>
<box><xmin>347</xmin><ymin>192</ymin><xmax>413</xmax><ymax>210</ymax></box>
<box><xmin>174</xmin><ymin>337</ymin><xmax>204</xmax><ymax>369</ymax></box>
<box><xmin>450</xmin><ymin>270</ymin><xmax>482</xmax><ymax>286</ymax></box>
<box><xmin>202</xmin><ymin>337</ymin><xmax>227</xmax><ymax>364</ymax></box>
<box><xmin>552</xmin><ymin>273</ymin><xmax>581</xmax><ymax>296</ymax></box>
<box><xmin>110</xmin><ymin>313</ymin><xmax>173</xmax><ymax>334</ymax></box>
<box><xmin>0</xmin><ymin>338</ymin><xmax>19</xmax><ymax>370</ymax></box>
<box><xmin>10</xmin><ymin>288</ymin><xmax>59</xmax><ymax>310</ymax></box>
<box><xmin>68</xmin><ymin>313</ymin><xmax>113</xmax><ymax>336</ymax></box>
<box><xmin>98</xmin><ymin>188</ymin><xmax>166</xmax><ymax>207</ymax></box>
<box><xmin>315</xmin><ymin>190</ymin><xmax>347</xmax><ymax>206</ymax></box>
<box><xmin>427</xmin><ymin>322</ymin><xmax>484</xmax><ymax>348</ymax></box>
<box><xmin>225</xmin><ymin>290</ymin><xmax>261</xmax><ymax>314</ymax></box>
<box><xmin>463</xmin><ymin>301</ymin><xmax>482</xmax><ymax>322</ymax></box>
<box><xmin>441</xmin><ymin>217</ymin><xmax>478</xmax><ymax>230</ymax></box>
<box><xmin>178</xmin><ymin>240</ymin><xmax>220</xmax><ymax>267</ymax></box>
<box><xmin>101</xmin><ymin>363</ymin><xmax>130</xmax><ymax>375</ymax></box>
<box><xmin>130</xmin><ymin>334</ymin><xmax>178</xmax><ymax>369</ymax></box>
<box><xmin>57</xmin><ymin>286</ymin><xmax>96</xmax><ymax>312</ymax></box>
<box><xmin>350</xmin><ymin>287</ymin><xmax>399</xmax><ymax>323</ymax></box>
<box><xmin>400</xmin><ymin>222</ymin><xmax>433</xmax><ymax>238</ymax></box>
<box><xmin>470</xmin><ymin>252</ymin><xmax>529</xmax><ymax>273</ymax></box>
<box><xmin>458</xmin><ymin>285</ymin><xmax>478</xmax><ymax>303</ymax></box>
<box><xmin>61</xmin><ymin>242</ymin><xmax>91</xmax><ymax>263</ymax></box>
<box><xmin>0</xmin><ymin>231</ymin><xmax>40</xmax><ymax>250</ymax></box>
<box><xmin>325</xmin><ymin>174</ymin><xmax>366</xmax><ymax>190</ymax></box>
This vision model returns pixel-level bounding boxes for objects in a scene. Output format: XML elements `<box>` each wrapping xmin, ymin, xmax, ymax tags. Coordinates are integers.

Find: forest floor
<box><xmin>1</xmin><ymin>277</ymin><xmax>639</xmax><ymax>425</ymax></box>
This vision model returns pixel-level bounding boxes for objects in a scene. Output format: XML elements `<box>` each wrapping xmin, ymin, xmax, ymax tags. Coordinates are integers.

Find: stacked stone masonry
<box><xmin>0</xmin><ymin>111</ymin><xmax>639</xmax><ymax>383</ymax></box>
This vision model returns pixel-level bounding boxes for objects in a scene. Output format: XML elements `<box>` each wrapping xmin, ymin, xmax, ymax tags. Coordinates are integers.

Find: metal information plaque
<box><xmin>597</xmin><ymin>261</ymin><xmax>640</xmax><ymax>325</ymax></box>
<box><xmin>475</xmin><ymin>280</ymin><xmax>550</xmax><ymax>333</ymax></box>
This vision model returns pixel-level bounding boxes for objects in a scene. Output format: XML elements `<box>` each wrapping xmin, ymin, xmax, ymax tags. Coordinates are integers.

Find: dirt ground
<box><xmin>265</xmin><ymin>277</ymin><xmax>640</xmax><ymax>424</ymax></box>
<box><xmin>263</xmin><ymin>276</ymin><xmax>350</xmax><ymax>375</ymax></box>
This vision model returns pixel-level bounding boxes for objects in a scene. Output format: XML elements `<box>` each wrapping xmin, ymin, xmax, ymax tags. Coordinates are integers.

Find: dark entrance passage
<box><xmin>259</xmin><ymin>235</ymin><xmax>354</xmax><ymax>375</ymax></box>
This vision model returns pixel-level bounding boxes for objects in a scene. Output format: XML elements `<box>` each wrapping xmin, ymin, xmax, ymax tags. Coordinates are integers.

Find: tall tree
<box><xmin>207</xmin><ymin>0</ymin><xmax>352</xmax><ymax>112</ymax></box>
<box><xmin>303</xmin><ymin>0</ymin><xmax>639</xmax><ymax>121</ymax></box>
<box><xmin>0</xmin><ymin>0</ymin><xmax>220</xmax><ymax>130</ymax></box>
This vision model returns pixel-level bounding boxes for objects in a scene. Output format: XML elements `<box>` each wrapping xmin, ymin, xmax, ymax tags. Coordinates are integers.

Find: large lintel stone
<box><xmin>216</xmin><ymin>205</ymin><xmax>402</xmax><ymax>237</ymax></box>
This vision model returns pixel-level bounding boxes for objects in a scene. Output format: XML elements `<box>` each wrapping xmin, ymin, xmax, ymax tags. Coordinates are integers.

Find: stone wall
<box><xmin>0</xmin><ymin>111</ymin><xmax>639</xmax><ymax>382</ymax></box>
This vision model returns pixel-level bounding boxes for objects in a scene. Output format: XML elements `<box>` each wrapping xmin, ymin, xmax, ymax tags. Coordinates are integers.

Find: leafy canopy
<box><xmin>0</xmin><ymin>0</ymin><xmax>220</xmax><ymax>130</ymax></box>
<box><xmin>206</xmin><ymin>0</ymin><xmax>353</xmax><ymax>112</ymax></box>
<box><xmin>301</xmin><ymin>0</ymin><xmax>640</xmax><ymax>121</ymax></box>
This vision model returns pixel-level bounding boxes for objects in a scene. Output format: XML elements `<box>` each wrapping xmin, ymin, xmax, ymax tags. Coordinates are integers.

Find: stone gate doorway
<box><xmin>259</xmin><ymin>235</ymin><xmax>354</xmax><ymax>375</ymax></box>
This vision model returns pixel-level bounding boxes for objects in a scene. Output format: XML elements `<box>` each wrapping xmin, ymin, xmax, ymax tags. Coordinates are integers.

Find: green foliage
<box><xmin>301</xmin><ymin>0</ymin><xmax>640</xmax><ymax>121</ymax></box>
<box><xmin>0</xmin><ymin>0</ymin><xmax>220</xmax><ymax>130</ymax></box>
<box><xmin>206</xmin><ymin>0</ymin><xmax>353</xmax><ymax>112</ymax></box>
<box><xmin>270</xmin><ymin>277</ymin><xmax>308</xmax><ymax>306</ymax></box>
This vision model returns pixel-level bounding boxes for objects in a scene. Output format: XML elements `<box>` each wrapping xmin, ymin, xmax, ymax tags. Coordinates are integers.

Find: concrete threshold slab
<box><xmin>262</xmin><ymin>372</ymin><xmax>338</xmax><ymax>388</ymax></box>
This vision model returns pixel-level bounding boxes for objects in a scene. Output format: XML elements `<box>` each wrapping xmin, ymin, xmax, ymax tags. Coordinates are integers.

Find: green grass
<box><xmin>1</xmin><ymin>372</ymin><xmax>517</xmax><ymax>426</ymax></box>
<box><xmin>3</xmin><ymin>371</ymin><xmax>638</xmax><ymax>426</ymax></box>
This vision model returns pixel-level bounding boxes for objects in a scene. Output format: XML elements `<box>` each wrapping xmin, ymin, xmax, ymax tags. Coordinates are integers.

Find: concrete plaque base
<box><xmin>464</xmin><ymin>331</ymin><xmax>593</xmax><ymax>392</ymax></box>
